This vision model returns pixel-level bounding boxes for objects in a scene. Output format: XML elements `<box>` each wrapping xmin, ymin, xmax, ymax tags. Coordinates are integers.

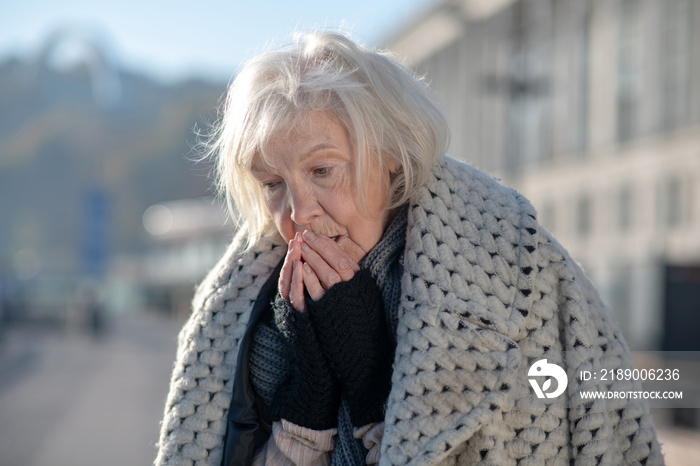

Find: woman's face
<box><xmin>252</xmin><ymin>110</ymin><xmax>395</xmax><ymax>258</ymax></box>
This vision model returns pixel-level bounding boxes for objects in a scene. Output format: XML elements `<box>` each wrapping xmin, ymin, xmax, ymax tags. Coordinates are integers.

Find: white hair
<box><xmin>209</xmin><ymin>30</ymin><xmax>449</xmax><ymax>245</ymax></box>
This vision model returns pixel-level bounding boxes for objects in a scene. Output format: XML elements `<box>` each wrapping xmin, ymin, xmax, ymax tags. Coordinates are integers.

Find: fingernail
<box><xmin>301</xmin><ymin>242</ymin><xmax>310</xmax><ymax>252</ymax></box>
<box><xmin>303</xmin><ymin>230</ymin><xmax>316</xmax><ymax>240</ymax></box>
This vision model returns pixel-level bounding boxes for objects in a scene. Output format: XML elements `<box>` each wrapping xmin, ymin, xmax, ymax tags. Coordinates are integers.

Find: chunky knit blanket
<box><xmin>156</xmin><ymin>156</ymin><xmax>663</xmax><ymax>466</ymax></box>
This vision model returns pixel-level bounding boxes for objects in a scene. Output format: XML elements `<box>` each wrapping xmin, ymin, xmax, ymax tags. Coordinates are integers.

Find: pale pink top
<box><xmin>252</xmin><ymin>420</ymin><xmax>385</xmax><ymax>465</ymax></box>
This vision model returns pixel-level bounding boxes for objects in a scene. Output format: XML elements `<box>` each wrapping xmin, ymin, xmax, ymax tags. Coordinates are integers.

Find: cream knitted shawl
<box><xmin>156</xmin><ymin>156</ymin><xmax>663</xmax><ymax>466</ymax></box>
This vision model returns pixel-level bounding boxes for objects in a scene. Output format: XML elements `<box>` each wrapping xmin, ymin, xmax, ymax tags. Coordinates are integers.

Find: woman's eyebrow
<box><xmin>252</xmin><ymin>142</ymin><xmax>341</xmax><ymax>173</ymax></box>
<box><xmin>302</xmin><ymin>142</ymin><xmax>338</xmax><ymax>159</ymax></box>
<box><xmin>250</xmin><ymin>162</ymin><xmax>269</xmax><ymax>174</ymax></box>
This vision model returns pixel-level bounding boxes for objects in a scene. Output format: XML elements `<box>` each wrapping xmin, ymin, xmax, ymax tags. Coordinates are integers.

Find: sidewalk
<box><xmin>0</xmin><ymin>313</ymin><xmax>181</xmax><ymax>466</ymax></box>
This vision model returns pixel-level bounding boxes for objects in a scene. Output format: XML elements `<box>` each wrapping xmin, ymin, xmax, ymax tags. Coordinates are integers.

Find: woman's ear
<box><xmin>386</xmin><ymin>156</ymin><xmax>401</xmax><ymax>174</ymax></box>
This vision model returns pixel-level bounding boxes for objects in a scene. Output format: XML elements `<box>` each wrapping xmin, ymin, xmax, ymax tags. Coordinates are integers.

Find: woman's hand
<box><xmin>278</xmin><ymin>233</ymin><xmax>306</xmax><ymax>311</ymax></box>
<box><xmin>279</xmin><ymin>231</ymin><xmax>365</xmax><ymax>311</ymax></box>
<box><xmin>299</xmin><ymin>230</ymin><xmax>364</xmax><ymax>302</ymax></box>
<box><xmin>277</xmin><ymin>230</ymin><xmax>392</xmax><ymax>427</ymax></box>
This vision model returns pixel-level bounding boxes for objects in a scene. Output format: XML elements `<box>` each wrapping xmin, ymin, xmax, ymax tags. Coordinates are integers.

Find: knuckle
<box><xmin>337</xmin><ymin>258</ymin><xmax>354</xmax><ymax>274</ymax></box>
<box><xmin>328</xmin><ymin>272</ymin><xmax>342</xmax><ymax>286</ymax></box>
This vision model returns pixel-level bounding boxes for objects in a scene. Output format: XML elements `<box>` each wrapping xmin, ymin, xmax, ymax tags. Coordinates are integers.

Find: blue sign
<box><xmin>82</xmin><ymin>189</ymin><xmax>110</xmax><ymax>277</ymax></box>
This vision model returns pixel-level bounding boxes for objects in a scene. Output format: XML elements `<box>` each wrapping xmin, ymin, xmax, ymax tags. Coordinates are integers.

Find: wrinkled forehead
<box><xmin>252</xmin><ymin>109</ymin><xmax>347</xmax><ymax>171</ymax></box>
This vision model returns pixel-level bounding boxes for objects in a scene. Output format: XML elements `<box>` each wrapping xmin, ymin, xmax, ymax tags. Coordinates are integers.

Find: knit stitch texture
<box><xmin>249</xmin><ymin>320</ymin><xmax>289</xmax><ymax>407</ymax></box>
<box><xmin>308</xmin><ymin>269</ymin><xmax>395</xmax><ymax>427</ymax></box>
<box><xmin>155</xmin><ymin>156</ymin><xmax>663</xmax><ymax>466</ymax></box>
<box><xmin>271</xmin><ymin>295</ymin><xmax>341</xmax><ymax>430</ymax></box>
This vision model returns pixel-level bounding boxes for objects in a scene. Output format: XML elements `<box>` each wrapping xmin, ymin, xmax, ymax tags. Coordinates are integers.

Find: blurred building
<box><xmin>137</xmin><ymin>197</ymin><xmax>233</xmax><ymax>318</ymax></box>
<box><xmin>386</xmin><ymin>0</ymin><xmax>700</xmax><ymax>351</ymax></box>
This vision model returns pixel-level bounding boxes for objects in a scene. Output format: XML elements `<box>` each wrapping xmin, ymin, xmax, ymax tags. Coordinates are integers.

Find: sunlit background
<box><xmin>1</xmin><ymin>0</ymin><xmax>699</xmax><ymax>464</ymax></box>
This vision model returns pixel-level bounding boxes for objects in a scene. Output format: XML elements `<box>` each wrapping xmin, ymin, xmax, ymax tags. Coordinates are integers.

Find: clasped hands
<box><xmin>278</xmin><ymin>230</ymin><xmax>366</xmax><ymax>312</ymax></box>
<box><xmin>271</xmin><ymin>230</ymin><xmax>394</xmax><ymax>429</ymax></box>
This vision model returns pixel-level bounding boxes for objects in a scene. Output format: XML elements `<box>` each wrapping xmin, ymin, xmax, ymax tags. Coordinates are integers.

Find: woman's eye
<box><xmin>261</xmin><ymin>180</ymin><xmax>280</xmax><ymax>190</ymax></box>
<box><xmin>313</xmin><ymin>167</ymin><xmax>330</xmax><ymax>176</ymax></box>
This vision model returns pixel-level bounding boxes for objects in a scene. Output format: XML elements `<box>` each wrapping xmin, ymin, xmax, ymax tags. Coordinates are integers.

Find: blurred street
<box><xmin>0</xmin><ymin>314</ymin><xmax>181</xmax><ymax>466</ymax></box>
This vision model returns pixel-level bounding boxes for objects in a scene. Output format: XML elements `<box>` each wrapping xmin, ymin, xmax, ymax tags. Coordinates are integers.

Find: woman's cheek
<box><xmin>266</xmin><ymin>198</ymin><xmax>293</xmax><ymax>241</ymax></box>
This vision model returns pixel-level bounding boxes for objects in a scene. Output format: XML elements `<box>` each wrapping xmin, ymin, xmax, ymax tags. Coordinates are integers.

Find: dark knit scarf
<box><xmin>249</xmin><ymin>204</ymin><xmax>408</xmax><ymax>464</ymax></box>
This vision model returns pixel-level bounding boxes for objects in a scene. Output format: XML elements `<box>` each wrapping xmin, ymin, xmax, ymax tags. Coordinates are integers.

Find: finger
<box><xmin>279</xmin><ymin>240</ymin><xmax>303</xmax><ymax>300</ymax></box>
<box><xmin>291</xmin><ymin>237</ymin><xmax>302</xmax><ymax>261</ymax></box>
<box><xmin>302</xmin><ymin>262</ymin><xmax>325</xmax><ymax>301</ymax></box>
<box><xmin>302</xmin><ymin>230</ymin><xmax>359</xmax><ymax>281</ymax></box>
<box><xmin>278</xmin><ymin>241</ymin><xmax>294</xmax><ymax>300</ymax></box>
<box><xmin>300</xmin><ymin>242</ymin><xmax>342</xmax><ymax>289</ymax></box>
<box><xmin>335</xmin><ymin>235</ymin><xmax>367</xmax><ymax>265</ymax></box>
<box><xmin>289</xmin><ymin>259</ymin><xmax>306</xmax><ymax>312</ymax></box>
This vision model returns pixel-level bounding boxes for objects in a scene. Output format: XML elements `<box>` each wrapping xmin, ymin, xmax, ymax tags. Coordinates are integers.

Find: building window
<box><xmin>615</xmin><ymin>185</ymin><xmax>633</xmax><ymax>232</ymax></box>
<box><xmin>503</xmin><ymin>3</ymin><xmax>552</xmax><ymax>173</ymax></box>
<box><xmin>616</xmin><ymin>0</ymin><xmax>643</xmax><ymax>143</ymax></box>
<box><xmin>657</xmin><ymin>175</ymin><xmax>685</xmax><ymax>228</ymax></box>
<box><xmin>609</xmin><ymin>263</ymin><xmax>632</xmax><ymax>334</ymax></box>
<box><xmin>540</xmin><ymin>200</ymin><xmax>556</xmax><ymax>233</ymax></box>
<box><xmin>661</xmin><ymin>0</ymin><xmax>692</xmax><ymax>131</ymax></box>
<box><xmin>576</xmin><ymin>194</ymin><xmax>592</xmax><ymax>237</ymax></box>
<box><xmin>576</xmin><ymin>4</ymin><xmax>591</xmax><ymax>154</ymax></box>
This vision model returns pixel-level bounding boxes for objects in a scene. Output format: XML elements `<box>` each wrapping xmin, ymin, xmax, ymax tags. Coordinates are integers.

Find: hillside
<box><xmin>0</xmin><ymin>53</ymin><xmax>226</xmax><ymax>279</ymax></box>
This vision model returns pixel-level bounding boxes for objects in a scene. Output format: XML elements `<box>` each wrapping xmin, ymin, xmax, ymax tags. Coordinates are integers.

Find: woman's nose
<box><xmin>288</xmin><ymin>185</ymin><xmax>321</xmax><ymax>226</ymax></box>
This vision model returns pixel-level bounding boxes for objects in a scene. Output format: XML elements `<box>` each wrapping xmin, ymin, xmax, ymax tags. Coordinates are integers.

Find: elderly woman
<box><xmin>156</xmin><ymin>32</ymin><xmax>663</xmax><ymax>465</ymax></box>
